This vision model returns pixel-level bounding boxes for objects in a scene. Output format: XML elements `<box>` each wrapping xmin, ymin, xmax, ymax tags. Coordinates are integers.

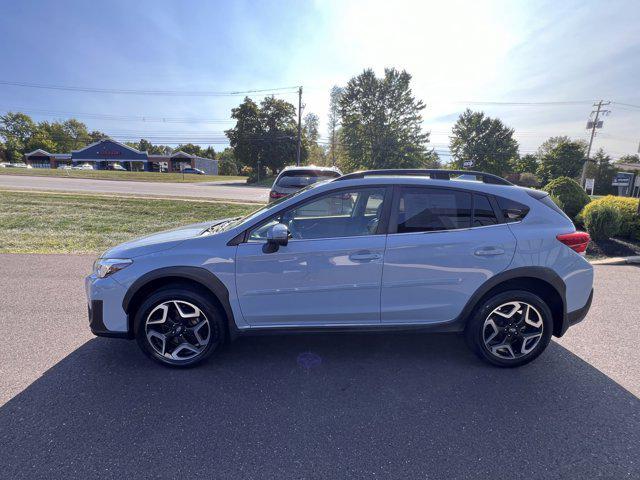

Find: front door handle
<box><xmin>474</xmin><ymin>247</ymin><xmax>505</xmax><ymax>256</ymax></box>
<box><xmin>349</xmin><ymin>251</ymin><xmax>382</xmax><ymax>262</ymax></box>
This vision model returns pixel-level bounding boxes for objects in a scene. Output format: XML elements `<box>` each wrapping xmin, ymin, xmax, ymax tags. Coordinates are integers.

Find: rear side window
<box><xmin>397</xmin><ymin>188</ymin><xmax>472</xmax><ymax>233</ymax></box>
<box><xmin>535</xmin><ymin>194</ymin><xmax>570</xmax><ymax>219</ymax></box>
<box><xmin>473</xmin><ymin>194</ymin><xmax>499</xmax><ymax>227</ymax></box>
<box><xmin>496</xmin><ymin>196</ymin><xmax>530</xmax><ymax>222</ymax></box>
<box><xmin>276</xmin><ymin>170</ymin><xmax>340</xmax><ymax>188</ymax></box>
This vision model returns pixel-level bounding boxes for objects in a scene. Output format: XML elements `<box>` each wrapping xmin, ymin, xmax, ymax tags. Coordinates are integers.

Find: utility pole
<box><xmin>581</xmin><ymin>100</ymin><xmax>610</xmax><ymax>187</ymax></box>
<box><xmin>296</xmin><ymin>86</ymin><xmax>303</xmax><ymax>167</ymax></box>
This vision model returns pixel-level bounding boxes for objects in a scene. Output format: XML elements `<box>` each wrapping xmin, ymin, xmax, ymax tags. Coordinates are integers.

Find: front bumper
<box><xmin>85</xmin><ymin>274</ymin><xmax>131</xmax><ymax>338</ymax></box>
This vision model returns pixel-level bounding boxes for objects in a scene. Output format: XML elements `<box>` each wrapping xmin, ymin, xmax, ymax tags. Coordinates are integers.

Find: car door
<box><xmin>381</xmin><ymin>186</ymin><xmax>516</xmax><ymax>324</ymax></box>
<box><xmin>235</xmin><ymin>186</ymin><xmax>391</xmax><ymax>327</ymax></box>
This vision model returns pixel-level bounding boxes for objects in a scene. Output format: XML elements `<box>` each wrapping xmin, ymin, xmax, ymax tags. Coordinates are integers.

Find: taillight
<box><xmin>556</xmin><ymin>232</ymin><xmax>590</xmax><ymax>255</ymax></box>
<box><xmin>269</xmin><ymin>191</ymin><xmax>287</xmax><ymax>199</ymax></box>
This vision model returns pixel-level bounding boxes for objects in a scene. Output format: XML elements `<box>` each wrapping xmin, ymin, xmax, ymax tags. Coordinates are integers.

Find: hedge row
<box><xmin>578</xmin><ymin>195</ymin><xmax>640</xmax><ymax>240</ymax></box>
<box><xmin>540</xmin><ymin>177</ymin><xmax>640</xmax><ymax>241</ymax></box>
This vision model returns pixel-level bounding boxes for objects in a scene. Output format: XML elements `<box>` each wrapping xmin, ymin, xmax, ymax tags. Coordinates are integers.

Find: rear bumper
<box><xmin>566</xmin><ymin>288</ymin><xmax>593</xmax><ymax>328</ymax></box>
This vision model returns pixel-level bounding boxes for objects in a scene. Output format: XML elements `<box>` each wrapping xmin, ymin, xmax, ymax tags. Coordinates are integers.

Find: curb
<box><xmin>590</xmin><ymin>256</ymin><xmax>640</xmax><ymax>265</ymax></box>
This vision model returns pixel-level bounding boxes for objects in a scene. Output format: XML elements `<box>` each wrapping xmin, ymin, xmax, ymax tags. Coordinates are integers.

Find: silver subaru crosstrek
<box><xmin>86</xmin><ymin>169</ymin><xmax>593</xmax><ymax>368</ymax></box>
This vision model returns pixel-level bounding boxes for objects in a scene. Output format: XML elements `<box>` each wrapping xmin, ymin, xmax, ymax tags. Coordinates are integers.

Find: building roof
<box><xmin>616</xmin><ymin>162</ymin><xmax>640</xmax><ymax>172</ymax></box>
<box><xmin>71</xmin><ymin>137</ymin><xmax>145</xmax><ymax>155</ymax></box>
<box><xmin>24</xmin><ymin>149</ymin><xmax>52</xmax><ymax>157</ymax></box>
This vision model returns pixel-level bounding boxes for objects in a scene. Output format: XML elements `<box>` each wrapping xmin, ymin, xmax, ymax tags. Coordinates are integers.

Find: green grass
<box><xmin>0</xmin><ymin>167</ymin><xmax>246</xmax><ymax>184</ymax></box>
<box><xmin>0</xmin><ymin>190</ymin><xmax>258</xmax><ymax>254</ymax></box>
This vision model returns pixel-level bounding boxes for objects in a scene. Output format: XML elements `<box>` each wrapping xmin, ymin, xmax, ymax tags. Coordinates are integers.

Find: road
<box><xmin>0</xmin><ymin>255</ymin><xmax>638</xmax><ymax>479</ymax></box>
<box><xmin>0</xmin><ymin>174</ymin><xmax>269</xmax><ymax>203</ymax></box>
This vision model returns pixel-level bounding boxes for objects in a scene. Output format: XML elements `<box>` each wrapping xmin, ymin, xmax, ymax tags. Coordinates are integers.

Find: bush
<box><xmin>218</xmin><ymin>159</ymin><xmax>239</xmax><ymax>176</ymax></box>
<box><xmin>579</xmin><ymin>202</ymin><xmax>621</xmax><ymax>240</ymax></box>
<box><xmin>579</xmin><ymin>195</ymin><xmax>640</xmax><ymax>240</ymax></box>
<box><xmin>542</xmin><ymin>177</ymin><xmax>591</xmax><ymax>220</ymax></box>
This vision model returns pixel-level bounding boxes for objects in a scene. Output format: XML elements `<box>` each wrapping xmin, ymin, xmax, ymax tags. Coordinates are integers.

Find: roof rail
<box><xmin>334</xmin><ymin>169</ymin><xmax>513</xmax><ymax>186</ymax></box>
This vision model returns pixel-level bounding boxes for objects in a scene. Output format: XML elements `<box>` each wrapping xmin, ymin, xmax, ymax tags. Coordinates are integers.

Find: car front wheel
<box><xmin>465</xmin><ymin>290</ymin><xmax>553</xmax><ymax>367</ymax></box>
<box><xmin>134</xmin><ymin>287</ymin><xmax>224</xmax><ymax>367</ymax></box>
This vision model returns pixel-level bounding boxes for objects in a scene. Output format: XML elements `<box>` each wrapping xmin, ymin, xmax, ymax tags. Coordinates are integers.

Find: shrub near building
<box><xmin>579</xmin><ymin>196</ymin><xmax>640</xmax><ymax>240</ymax></box>
<box><xmin>542</xmin><ymin>176</ymin><xmax>591</xmax><ymax>221</ymax></box>
<box><xmin>579</xmin><ymin>202</ymin><xmax>621</xmax><ymax>240</ymax></box>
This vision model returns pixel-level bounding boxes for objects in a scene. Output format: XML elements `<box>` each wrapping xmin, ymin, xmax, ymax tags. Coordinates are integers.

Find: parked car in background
<box><xmin>110</xmin><ymin>163</ymin><xmax>126</xmax><ymax>171</ymax></box>
<box><xmin>57</xmin><ymin>165</ymin><xmax>73</xmax><ymax>170</ymax></box>
<box><xmin>86</xmin><ymin>169</ymin><xmax>593</xmax><ymax>369</ymax></box>
<box><xmin>3</xmin><ymin>162</ymin><xmax>29</xmax><ymax>168</ymax></box>
<box><xmin>269</xmin><ymin>165</ymin><xmax>342</xmax><ymax>202</ymax></box>
<box><xmin>182</xmin><ymin>167</ymin><xmax>205</xmax><ymax>175</ymax></box>
<box><xmin>72</xmin><ymin>163</ymin><xmax>94</xmax><ymax>170</ymax></box>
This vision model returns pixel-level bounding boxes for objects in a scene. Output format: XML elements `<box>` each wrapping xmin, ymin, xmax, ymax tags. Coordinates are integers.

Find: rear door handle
<box><xmin>474</xmin><ymin>247</ymin><xmax>505</xmax><ymax>256</ymax></box>
<box><xmin>349</xmin><ymin>251</ymin><xmax>382</xmax><ymax>262</ymax></box>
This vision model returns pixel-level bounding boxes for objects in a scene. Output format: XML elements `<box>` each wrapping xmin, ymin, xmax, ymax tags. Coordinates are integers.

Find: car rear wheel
<box><xmin>134</xmin><ymin>287</ymin><xmax>224</xmax><ymax>367</ymax></box>
<box><xmin>465</xmin><ymin>290</ymin><xmax>553</xmax><ymax>367</ymax></box>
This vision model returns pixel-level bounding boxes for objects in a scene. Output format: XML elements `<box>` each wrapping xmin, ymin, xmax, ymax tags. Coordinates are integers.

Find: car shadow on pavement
<box><xmin>1</xmin><ymin>333</ymin><xmax>638</xmax><ymax>479</ymax></box>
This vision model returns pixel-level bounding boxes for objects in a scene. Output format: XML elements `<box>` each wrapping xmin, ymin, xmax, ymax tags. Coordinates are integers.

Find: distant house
<box><xmin>24</xmin><ymin>138</ymin><xmax>218</xmax><ymax>174</ymax></box>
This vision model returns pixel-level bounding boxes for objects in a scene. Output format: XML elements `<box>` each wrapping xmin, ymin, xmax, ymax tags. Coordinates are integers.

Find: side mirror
<box><xmin>264</xmin><ymin>223</ymin><xmax>289</xmax><ymax>253</ymax></box>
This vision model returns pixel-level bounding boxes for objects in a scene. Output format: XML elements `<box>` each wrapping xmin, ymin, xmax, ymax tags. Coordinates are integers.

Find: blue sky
<box><xmin>1</xmin><ymin>0</ymin><xmax>639</xmax><ymax>159</ymax></box>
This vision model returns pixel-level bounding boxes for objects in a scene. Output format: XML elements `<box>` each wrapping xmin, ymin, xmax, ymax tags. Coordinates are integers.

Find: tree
<box><xmin>616</xmin><ymin>154</ymin><xmax>640</xmax><ymax>164</ymax></box>
<box><xmin>25</xmin><ymin>129</ymin><xmax>56</xmax><ymax>153</ymax></box>
<box><xmin>339</xmin><ymin>68</ymin><xmax>429</xmax><ymax>170</ymax></box>
<box><xmin>536</xmin><ymin>136</ymin><xmax>587</xmax><ymax>184</ymax></box>
<box><xmin>226</xmin><ymin>97</ymin><xmax>263</xmax><ymax>173</ymax></box>
<box><xmin>217</xmin><ymin>147</ymin><xmax>239</xmax><ymax>175</ymax></box>
<box><xmin>511</xmin><ymin>153</ymin><xmax>538</xmax><ymax>174</ymax></box>
<box><xmin>0</xmin><ymin>112</ymin><xmax>36</xmax><ymax>146</ymax></box>
<box><xmin>89</xmin><ymin>130</ymin><xmax>109</xmax><ymax>143</ymax></box>
<box><xmin>585</xmin><ymin>149</ymin><xmax>616</xmax><ymax>195</ymax></box>
<box><xmin>201</xmin><ymin>146</ymin><xmax>216</xmax><ymax>159</ymax></box>
<box><xmin>449</xmin><ymin>109</ymin><xmax>519</xmax><ymax>175</ymax></box>
<box><xmin>327</xmin><ymin>86</ymin><xmax>343</xmax><ymax>166</ymax></box>
<box><xmin>303</xmin><ymin>113</ymin><xmax>320</xmax><ymax>144</ymax></box>
<box><xmin>225</xmin><ymin>95</ymin><xmax>304</xmax><ymax>178</ymax></box>
<box><xmin>259</xmin><ymin>96</ymin><xmax>300</xmax><ymax>173</ymax></box>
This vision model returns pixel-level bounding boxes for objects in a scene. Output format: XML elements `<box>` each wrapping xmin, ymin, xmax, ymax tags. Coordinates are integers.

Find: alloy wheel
<box><xmin>482</xmin><ymin>301</ymin><xmax>544</xmax><ymax>360</ymax></box>
<box><xmin>145</xmin><ymin>300</ymin><xmax>211</xmax><ymax>362</ymax></box>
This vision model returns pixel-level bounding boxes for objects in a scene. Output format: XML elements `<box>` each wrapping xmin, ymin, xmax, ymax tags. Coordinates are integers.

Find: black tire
<box><xmin>465</xmin><ymin>290</ymin><xmax>553</xmax><ymax>368</ymax></box>
<box><xmin>134</xmin><ymin>286</ymin><xmax>224</xmax><ymax>368</ymax></box>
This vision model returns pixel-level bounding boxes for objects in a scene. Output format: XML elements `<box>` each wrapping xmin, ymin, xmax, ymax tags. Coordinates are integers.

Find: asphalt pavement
<box><xmin>0</xmin><ymin>254</ymin><xmax>638</xmax><ymax>479</ymax></box>
<box><xmin>0</xmin><ymin>174</ymin><xmax>269</xmax><ymax>203</ymax></box>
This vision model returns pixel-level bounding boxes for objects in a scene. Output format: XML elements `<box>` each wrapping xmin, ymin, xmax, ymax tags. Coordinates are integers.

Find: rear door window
<box><xmin>496</xmin><ymin>196</ymin><xmax>530</xmax><ymax>222</ymax></box>
<box><xmin>473</xmin><ymin>194</ymin><xmax>499</xmax><ymax>227</ymax></box>
<box><xmin>396</xmin><ymin>187</ymin><xmax>472</xmax><ymax>233</ymax></box>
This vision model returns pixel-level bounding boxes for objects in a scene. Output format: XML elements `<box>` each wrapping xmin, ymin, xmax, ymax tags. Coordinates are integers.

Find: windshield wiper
<box><xmin>206</xmin><ymin>217</ymin><xmax>242</xmax><ymax>234</ymax></box>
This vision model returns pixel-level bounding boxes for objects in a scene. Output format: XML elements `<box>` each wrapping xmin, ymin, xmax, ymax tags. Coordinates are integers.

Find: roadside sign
<box><xmin>463</xmin><ymin>160</ymin><xmax>474</xmax><ymax>168</ymax></box>
<box><xmin>612</xmin><ymin>173</ymin><xmax>633</xmax><ymax>187</ymax></box>
<box><xmin>585</xmin><ymin>178</ymin><xmax>595</xmax><ymax>195</ymax></box>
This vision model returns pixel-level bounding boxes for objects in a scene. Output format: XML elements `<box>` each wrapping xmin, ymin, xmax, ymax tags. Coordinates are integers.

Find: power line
<box><xmin>441</xmin><ymin>100</ymin><xmax>593</xmax><ymax>106</ymax></box>
<box><xmin>0</xmin><ymin>80</ymin><xmax>300</xmax><ymax>97</ymax></box>
<box><xmin>613</xmin><ymin>102</ymin><xmax>640</xmax><ymax>109</ymax></box>
<box><xmin>0</xmin><ymin>107</ymin><xmax>235</xmax><ymax>124</ymax></box>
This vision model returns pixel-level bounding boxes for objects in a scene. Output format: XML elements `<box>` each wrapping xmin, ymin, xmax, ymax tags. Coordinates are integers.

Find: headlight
<box><xmin>94</xmin><ymin>258</ymin><xmax>133</xmax><ymax>278</ymax></box>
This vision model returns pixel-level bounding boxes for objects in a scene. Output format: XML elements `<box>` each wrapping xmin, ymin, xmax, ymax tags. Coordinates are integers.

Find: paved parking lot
<box><xmin>0</xmin><ymin>174</ymin><xmax>269</xmax><ymax>203</ymax></box>
<box><xmin>0</xmin><ymin>254</ymin><xmax>638</xmax><ymax>479</ymax></box>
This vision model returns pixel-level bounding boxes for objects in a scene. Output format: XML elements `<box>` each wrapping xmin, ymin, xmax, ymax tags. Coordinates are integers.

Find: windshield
<box><xmin>214</xmin><ymin>182</ymin><xmax>323</xmax><ymax>233</ymax></box>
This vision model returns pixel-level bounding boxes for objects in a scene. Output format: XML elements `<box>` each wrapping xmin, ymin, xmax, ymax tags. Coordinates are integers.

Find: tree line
<box><xmin>0</xmin><ymin>112</ymin><xmax>217</xmax><ymax>163</ymax></box>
